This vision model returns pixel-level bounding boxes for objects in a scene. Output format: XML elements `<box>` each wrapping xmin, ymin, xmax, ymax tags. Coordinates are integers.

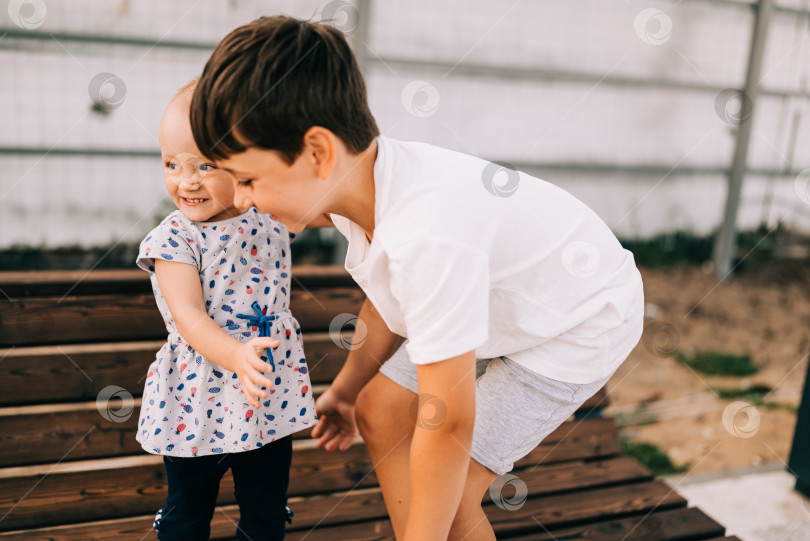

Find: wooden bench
<box><xmin>0</xmin><ymin>267</ymin><xmax>737</xmax><ymax>540</ymax></box>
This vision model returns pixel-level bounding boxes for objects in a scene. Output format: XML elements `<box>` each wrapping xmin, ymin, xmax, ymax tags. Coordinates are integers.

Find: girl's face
<box><xmin>159</xmin><ymin>99</ymin><xmax>246</xmax><ymax>223</ymax></box>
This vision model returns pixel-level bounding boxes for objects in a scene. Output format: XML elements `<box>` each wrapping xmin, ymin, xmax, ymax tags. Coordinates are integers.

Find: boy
<box><xmin>190</xmin><ymin>16</ymin><xmax>643</xmax><ymax>541</ymax></box>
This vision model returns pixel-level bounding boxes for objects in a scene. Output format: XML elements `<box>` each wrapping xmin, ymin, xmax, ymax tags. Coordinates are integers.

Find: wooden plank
<box><xmin>0</xmin><ymin>334</ymin><xmax>609</xmax><ymax>409</ymax></box>
<box><xmin>485</xmin><ymin>480</ymin><xmax>687</xmax><ymax>536</ymax></box>
<box><xmin>0</xmin><ymin>439</ymin><xmax>375</xmax><ymax>531</ymax></box>
<box><xmin>0</xmin><ymin>288</ymin><xmax>365</xmax><ymax>347</ymax></box>
<box><xmin>0</xmin><ymin>456</ymin><xmax>651</xmax><ymax>540</ymax></box>
<box><xmin>486</xmin><ymin>506</ymin><xmax>726</xmax><ymax>541</ymax></box>
<box><xmin>0</xmin><ymin>389</ymin><xmax>612</xmax><ymax>467</ymax></box>
<box><xmin>0</xmin><ymin>333</ymin><xmax>350</xmax><ymax>405</ymax></box>
<box><xmin>0</xmin><ymin>418</ymin><xmax>619</xmax><ymax>530</ymax></box>
<box><xmin>0</xmin><ymin>266</ymin><xmax>354</xmax><ymax>298</ymax></box>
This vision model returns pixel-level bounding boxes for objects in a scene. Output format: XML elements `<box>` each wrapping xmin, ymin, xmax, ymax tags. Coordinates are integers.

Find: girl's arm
<box><xmin>154</xmin><ymin>259</ymin><xmax>277</xmax><ymax>408</ymax></box>
<box><xmin>405</xmin><ymin>351</ymin><xmax>477</xmax><ymax>541</ymax></box>
<box><xmin>312</xmin><ymin>296</ymin><xmax>402</xmax><ymax>450</ymax></box>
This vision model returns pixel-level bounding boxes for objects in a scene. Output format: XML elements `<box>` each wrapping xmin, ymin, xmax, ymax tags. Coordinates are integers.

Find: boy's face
<box><xmin>217</xmin><ymin>148</ymin><xmax>326</xmax><ymax>234</ymax></box>
<box><xmin>159</xmin><ymin>100</ymin><xmax>244</xmax><ymax>223</ymax></box>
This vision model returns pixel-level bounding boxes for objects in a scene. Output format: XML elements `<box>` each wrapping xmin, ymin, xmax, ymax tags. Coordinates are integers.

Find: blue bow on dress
<box><xmin>236</xmin><ymin>301</ymin><xmax>277</xmax><ymax>372</ymax></box>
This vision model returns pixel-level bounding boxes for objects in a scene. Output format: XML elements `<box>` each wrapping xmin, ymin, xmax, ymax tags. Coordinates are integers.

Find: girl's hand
<box><xmin>232</xmin><ymin>337</ymin><xmax>280</xmax><ymax>408</ymax></box>
<box><xmin>312</xmin><ymin>387</ymin><xmax>358</xmax><ymax>451</ymax></box>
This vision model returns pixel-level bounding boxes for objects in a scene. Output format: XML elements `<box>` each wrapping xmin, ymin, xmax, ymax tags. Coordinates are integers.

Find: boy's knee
<box><xmin>355</xmin><ymin>380</ymin><xmax>380</xmax><ymax>435</ymax></box>
<box><xmin>356</xmin><ymin>376</ymin><xmax>416</xmax><ymax>442</ymax></box>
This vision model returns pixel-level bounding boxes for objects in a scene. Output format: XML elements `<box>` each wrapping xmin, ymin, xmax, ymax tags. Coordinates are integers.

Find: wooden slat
<box><xmin>0</xmin><ymin>439</ymin><xmax>374</xmax><ymax>531</ymax></box>
<box><xmin>0</xmin><ymin>266</ymin><xmax>354</xmax><ymax>298</ymax></box>
<box><xmin>0</xmin><ymin>339</ymin><xmax>610</xmax><ymax>408</ymax></box>
<box><xmin>0</xmin><ymin>388</ymin><xmax>610</xmax><ymax>467</ymax></box>
<box><xmin>0</xmin><ymin>456</ymin><xmax>651</xmax><ymax>540</ymax></box>
<box><xmin>0</xmin><ymin>288</ymin><xmax>365</xmax><ymax>347</ymax></box>
<box><xmin>0</xmin><ymin>417</ymin><xmax>620</xmax><ymax>530</ymax></box>
<box><xmin>0</xmin><ymin>333</ymin><xmax>350</xmax><ymax>406</ymax></box>
<box><xmin>488</xmin><ymin>506</ymin><xmax>726</xmax><ymax>541</ymax></box>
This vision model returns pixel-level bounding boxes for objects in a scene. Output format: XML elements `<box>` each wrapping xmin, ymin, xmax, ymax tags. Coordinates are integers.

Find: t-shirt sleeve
<box><xmin>136</xmin><ymin>222</ymin><xmax>199</xmax><ymax>273</ymax></box>
<box><xmin>387</xmin><ymin>238</ymin><xmax>490</xmax><ymax>365</ymax></box>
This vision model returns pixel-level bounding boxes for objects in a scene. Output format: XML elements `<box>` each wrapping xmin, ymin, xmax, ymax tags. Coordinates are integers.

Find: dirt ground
<box><xmin>605</xmin><ymin>260</ymin><xmax>810</xmax><ymax>475</ymax></box>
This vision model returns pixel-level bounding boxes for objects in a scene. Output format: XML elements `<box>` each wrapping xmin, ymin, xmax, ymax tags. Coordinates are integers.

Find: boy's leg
<box><xmin>355</xmin><ymin>371</ymin><xmax>416</xmax><ymax>539</ymax></box>
<box><xmin>357</xmin><ymin>372</ymin><xmax>499</xmax><ymax>540</ymax></box>
<box><xmin>229</xmin><ymin>435</ymin><xmax>294</xmax><ymax>541</ymax></box>
<box><xmin>157</xmin><ymin>454</ymin><xmax>229</xmax><ymax>541</ymax></box>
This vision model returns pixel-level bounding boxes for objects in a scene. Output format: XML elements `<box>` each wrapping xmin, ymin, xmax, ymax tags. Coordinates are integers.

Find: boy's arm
<box><xmin>154</xmin><ymin>259</ymin><xmax>278</xmax><ymax>408</ymax></box>
<box><xmin>405</xmin><ymin>351</ymin><xmax>477</xmax><ymax>541</ymax></box>
<box><xmin>312</xmin><ymin>296</ymin><xmax>402</xmax><ymax>450</ymax></box>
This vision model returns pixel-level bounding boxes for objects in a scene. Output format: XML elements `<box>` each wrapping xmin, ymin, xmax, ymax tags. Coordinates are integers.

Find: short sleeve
<box><xmin>387</xmin><ymin>238</ymin><xmax>489</xmax><ymax>365</ymax></box>
<box><xmin>136</xmin><ymin>222</ymin><xmax>199</xmax><ymax>273</ymax></box>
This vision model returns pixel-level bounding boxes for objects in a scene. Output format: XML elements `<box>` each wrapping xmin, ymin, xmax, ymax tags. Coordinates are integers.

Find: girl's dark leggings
<box><xmin>154</xmin><ymin>435</ymin><xmax>294</xmax><ymax>541</ymax></box>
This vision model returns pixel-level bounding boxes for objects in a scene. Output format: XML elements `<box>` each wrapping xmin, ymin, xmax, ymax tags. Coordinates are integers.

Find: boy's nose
<box><xmin>234</xmin><ymin>190</ymin><xmax>252</xmax><ymax>209</ymax></box>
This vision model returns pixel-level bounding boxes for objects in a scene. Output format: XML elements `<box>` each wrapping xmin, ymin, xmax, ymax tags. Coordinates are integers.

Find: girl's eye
<box><xmin>166</xmin><ymin>162</ymin><xmax>178</xmax><ymax>170</ymax></box>
<box><xmin>238</xmin><ymin>179</ymin><xmax>253</xmax><ymax>187</ymax></box>
<box><xmin>200</xmin><ymin>164</ymin><xmax>216</xmax><ymax>171</ymax></box>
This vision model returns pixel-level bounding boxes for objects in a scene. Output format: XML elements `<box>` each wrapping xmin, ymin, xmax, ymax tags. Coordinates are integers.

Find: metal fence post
<box><xmin>712</xmin><ymin>0</ymin><xmax>774</xmax><ymax>279</ymax></box>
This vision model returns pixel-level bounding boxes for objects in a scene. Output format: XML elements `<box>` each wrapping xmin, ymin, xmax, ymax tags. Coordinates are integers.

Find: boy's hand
<box><xmin>312</xmin><ymin>387</ymin><xmax>358</xmax><ymax>451</ymax></box>
<box><xmin>233</xmin><ymin>337</ymin><xmax>279</xmax><ymax>408</ymax></box>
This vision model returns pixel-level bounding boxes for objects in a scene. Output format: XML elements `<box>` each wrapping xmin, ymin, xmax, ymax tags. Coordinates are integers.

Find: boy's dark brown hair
<box><xmin>190</xmin><ymin>15</ymin><xmax>379</xmax><ymax>164</ymax></box>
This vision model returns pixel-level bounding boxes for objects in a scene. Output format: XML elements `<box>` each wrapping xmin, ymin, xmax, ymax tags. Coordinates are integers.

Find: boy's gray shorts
<box><xmin>378</xmin><ymin>341</ymin><xmax>617</xmax><ymax>475</ymax></box>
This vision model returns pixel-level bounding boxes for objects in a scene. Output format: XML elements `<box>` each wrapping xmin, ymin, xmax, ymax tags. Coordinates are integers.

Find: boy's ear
<box><xmin>302</xmin><ymin>127</ymin><xmax>337</xmax><ymax>180</ymax></box>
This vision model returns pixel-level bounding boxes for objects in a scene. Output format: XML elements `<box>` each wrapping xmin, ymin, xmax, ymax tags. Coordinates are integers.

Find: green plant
<box><xmin>676</xmin><ymin>351</ymin><xmax>759</xmax><ymax>376</ymax></box>
<box><xmin>620</xmin><ymin>438</ymin><xmax>687</xmax><ymax>476</ymax></box>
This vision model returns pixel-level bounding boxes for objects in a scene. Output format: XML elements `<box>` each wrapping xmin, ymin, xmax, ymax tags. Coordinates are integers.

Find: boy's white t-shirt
<box><xmin>330</xmin><ymin>136</ymin><xmax>644</xmax><ymax>384</ymax></box>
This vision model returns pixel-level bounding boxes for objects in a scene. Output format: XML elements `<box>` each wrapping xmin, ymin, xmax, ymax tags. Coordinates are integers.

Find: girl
<box><xmin>136</xmin><ymin>82</ymin><xmax>317</xmax><ymax>541</ymax></box>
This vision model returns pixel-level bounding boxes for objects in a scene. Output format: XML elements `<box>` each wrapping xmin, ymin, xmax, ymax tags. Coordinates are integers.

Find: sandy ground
<box><xmin>605</xmin><ymin>260</ymin><xmax>810</xmax><ymax>475</ymax></box>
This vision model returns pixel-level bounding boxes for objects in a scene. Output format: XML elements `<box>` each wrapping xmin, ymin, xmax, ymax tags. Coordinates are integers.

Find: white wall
<box><xmin>1</xmin><ymin>0</ymin><xmax>809</xmax><ymax>248</ymax></box>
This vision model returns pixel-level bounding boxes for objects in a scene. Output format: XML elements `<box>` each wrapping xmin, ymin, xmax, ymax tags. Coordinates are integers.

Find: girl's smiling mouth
<box><xmin>182</xmin><ymin>197</ymin><xmax>209</xmax><ymax>205</ymax></box>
